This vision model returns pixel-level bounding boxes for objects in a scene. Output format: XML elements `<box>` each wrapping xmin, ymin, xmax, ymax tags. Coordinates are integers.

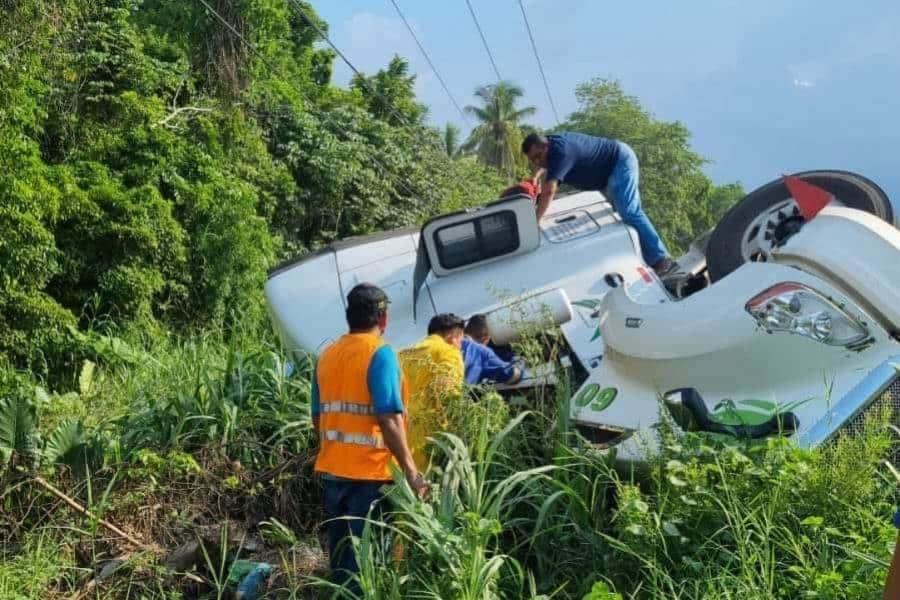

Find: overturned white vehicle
<box><xmin>266</xmin><ymin>170</ymin><xmax>900</xmax><ymax>462</ymax></box>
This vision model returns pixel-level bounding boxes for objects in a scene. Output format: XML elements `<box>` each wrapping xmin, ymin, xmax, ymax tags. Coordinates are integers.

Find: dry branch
<box><xmin>154</xmin><ymin>106</ymin><xmax>213</xmax><ymax>129</ymax></box>
<box><xmin>34</xmin><ymin>476</ymin><xmax>155</xmax><ymax>551</ymax></box>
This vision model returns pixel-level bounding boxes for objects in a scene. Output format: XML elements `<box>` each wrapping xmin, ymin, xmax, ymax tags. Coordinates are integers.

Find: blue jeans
<box><xmin>607</xmin><ymin>142</ymin><xmax>668</xmax><ymax>266</ymax></box>
<box><xmin>323</xmin><ymin>478</ymin><xmax>388</xmax><ymax>596</ymax></box>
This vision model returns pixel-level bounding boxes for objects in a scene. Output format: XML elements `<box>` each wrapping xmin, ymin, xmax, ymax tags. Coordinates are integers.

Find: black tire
<box><xmin>706</xmin><ymin>170</ymin><xmax>894</xmax><ymax>282</ymax></box>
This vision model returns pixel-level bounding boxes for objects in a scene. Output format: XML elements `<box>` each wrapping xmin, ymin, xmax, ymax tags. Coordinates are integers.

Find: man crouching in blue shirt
<box><xmin>461</xmin><ymin>315</ymin><xmax>522</xmax><ymax>385</ymax></box>
<box><xmin>522</xmin><ymin>132</ymin><xmax>678</xmax><ymax>278</ymax></box>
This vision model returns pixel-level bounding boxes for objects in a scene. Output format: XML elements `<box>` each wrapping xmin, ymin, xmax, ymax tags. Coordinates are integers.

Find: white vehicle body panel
<box><xmin>581</xmin><ymin>206</ymin><xmax>900</xmax><ymax>460</ymax></box>
<box><xmin>267</xmin><ymin>191</ymin><xmax>661</xmax><ymax>354</ymax></box>
<box><xmin>579</xmin><ymin>261</ymin><xmax>899</xmax><ymax>460</ymax></box>
<box><xmin>338</xmin><ymin>242</ymin><xmax>436</xmax><ymax>351</ymax></box>
<box><xmin>266</xmin><ymin>251</ymin><xmax>345</xmax><ymax>354</ymax></box>
<box><xmin>266</xmin><ymin>190</ymin><xmax>900</xmax><ymax>462</ymax></box>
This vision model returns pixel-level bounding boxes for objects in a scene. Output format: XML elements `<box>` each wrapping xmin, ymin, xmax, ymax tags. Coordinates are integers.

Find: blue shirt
<box><xmin>461</xmin><ymin>337</ymin><xmax>516</xmax><ymax>385</ymax></box>
<box><xmin>546</xmin><ymin>132</ymin><xmax>621</xmax><ymax>191</ymax></box>
<box><xmin>311</xmin><ymin>345</ymin><xmax>404</xmax><ymax>416</ymax></box>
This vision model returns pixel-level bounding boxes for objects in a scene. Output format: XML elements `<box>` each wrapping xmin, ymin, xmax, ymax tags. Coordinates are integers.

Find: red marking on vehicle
<box><xmin>637</xmin><ymin>267</ymin><xmax>652</xmax><ymax>282</ymax></box>
<box><xmin>783</xmin><ymin>175</ymin><xmax>833</xmax><ymax>220</ymax></box>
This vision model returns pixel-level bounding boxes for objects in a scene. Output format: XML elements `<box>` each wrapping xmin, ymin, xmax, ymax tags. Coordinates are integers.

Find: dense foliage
<box><xmin>1</xmin><ymin>335</ymin><xmax>894</xmax><ymax>599</ymax></box>
<box><xmin>0</xmin><ymin>0</ymin><xmax>505</xmax><ymax>382</ymax></box>
<box><xmin>0</xmin><ymin>2</ymin><xmax>742</xmax><ymax>383</ymax></box>
<box><xmin>350</xmin><ymin>407</ymin><xmax>896</xmax><ymax>600</ymax></box>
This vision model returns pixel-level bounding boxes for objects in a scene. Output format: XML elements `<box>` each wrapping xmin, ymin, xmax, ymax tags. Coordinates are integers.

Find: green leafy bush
<box><xmin>341</xmin><ymin>413</ymin><xmax>555</xmax><ymax>599</ymax></box>
<box><xmin>0</xmin><ymin>363</ymin><xmax>107</xmax><ymax>478</ymax></box>
<box><xmin>594</xmin><ymin>409</ymin><xmax>896</xmax><ymax>599</ymax></box>
<box><xmin>0</xmin><ymin>0</ymin><xmax>503</xmax><ymax>382</ymax></box>
<box><xmin>117</xmin><ymin>338</ymin><xmax>313</xmax><ymax>468</ymax></box>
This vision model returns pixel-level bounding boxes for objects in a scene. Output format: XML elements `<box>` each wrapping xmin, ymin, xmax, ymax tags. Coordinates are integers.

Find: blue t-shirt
<box><xmin>546</xmin><ymin>132</ymin><xmax>621</xmax><ymax>191</ymax></box>
<box><xmin>311</xmin><ymin>345</ymin><xmax>404</xmax><ymax>416</ymax></box>
<box><xmin>461</xmin><ymin>337</ymin><xmax>516</xmax><ymax>385</ymax></box>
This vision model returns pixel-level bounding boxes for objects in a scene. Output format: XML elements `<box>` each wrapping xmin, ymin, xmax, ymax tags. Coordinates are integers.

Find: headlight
<box><xmin>745</xmin><ymin>282</ymin><xmax>869</xmax><ymax>346</ymax></box>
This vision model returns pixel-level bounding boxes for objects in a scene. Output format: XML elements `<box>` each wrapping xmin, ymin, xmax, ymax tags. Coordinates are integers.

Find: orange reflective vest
<box><xmin>314</xmin><ymin>333</ymin><xmax>407</xmax><ymax>481</ymax></box>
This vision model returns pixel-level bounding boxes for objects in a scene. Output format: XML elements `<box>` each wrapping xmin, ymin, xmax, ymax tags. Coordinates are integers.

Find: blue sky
<box><xmin>312</xmin><ymin>0</ymin><xmax>900</xmax><ymax>204</ymax></box>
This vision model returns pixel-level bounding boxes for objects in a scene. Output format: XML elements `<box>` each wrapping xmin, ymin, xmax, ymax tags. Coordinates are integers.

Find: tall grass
<box><xmin>0</xmin><ymin>322</ymin><xmax>322</xmax><ymax>596</ymax></box>
<box><xmin>298</xmin><ymin>314</ymin><xmax>898</xmax><ymax>600</ymax></box>
<box><xmin>539</xmin><ymin>405</ymin><xmax>897</xmax><ymax>599</ymax></box>
<box><xmin>298</xmin><ymin>391</ymin><xmax>896</xmax><ymax>600</ymax></box>
<box><xmin>116</xmin><ymin>335</ymin><xmax>313</xmax><ymax>467</ymax></box>
<box><xmin>1</xmin><ymin>317</ymin><xmax>896</xmax><ymax>599</ymax></box>
<box><xmin>0</xmin><ymin>532</ymin><xmax>70</xmax><ymax>599</ymax></box>
<box><xmin>325</xmin><ymin>412</ymin><xmax>555</xmax><ymax>600</ymax></box>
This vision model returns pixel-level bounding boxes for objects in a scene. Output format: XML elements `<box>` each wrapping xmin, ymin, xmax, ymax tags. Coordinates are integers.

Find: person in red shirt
<box><xmin>500</xmin><ymin>180</ymin><xmax>539</xmax><ymax>201</ymax></box>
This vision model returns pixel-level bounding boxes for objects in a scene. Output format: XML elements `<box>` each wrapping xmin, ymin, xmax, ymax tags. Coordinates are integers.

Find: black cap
<box><xmin>427</xmin><ymin>313</ymin><xmax>465</xmax><ymax>335</ymax></box>
<box><xmin>346</xmin><ymin>283</ymin><xmax>390</xmax><ymax>313</ymax></box>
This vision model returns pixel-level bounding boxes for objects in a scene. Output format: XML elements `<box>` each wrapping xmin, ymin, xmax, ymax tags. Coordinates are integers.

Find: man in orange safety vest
<box><xmin>312</xmin><ymin>283</ymin><xmax>428</xmax><ymax>592</ymax></box>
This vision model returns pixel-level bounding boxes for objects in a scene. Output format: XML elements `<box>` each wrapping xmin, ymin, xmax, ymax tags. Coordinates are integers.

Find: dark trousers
<box><xmin>323</xmin><ymin>478</ymin><xmax>388</xmax><ymax>595</ymax></box>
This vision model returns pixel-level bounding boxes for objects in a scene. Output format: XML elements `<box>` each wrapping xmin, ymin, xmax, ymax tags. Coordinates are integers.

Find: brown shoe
<box><xmin>652</xmin><ymin>257</ymin><xmax>679</xmax><ymax>278</ymax></box>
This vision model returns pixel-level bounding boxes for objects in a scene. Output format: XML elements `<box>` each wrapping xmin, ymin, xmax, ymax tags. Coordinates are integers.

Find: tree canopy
<box><xmin>0</xmin><ymin>0</ymin><xmax>505</xmax><ymax>383</ymax></box>
<box><xmin>443</xmin><ymin>123</ymin><xmax>462</xmax><ymax>158</ymax></box>
<box><xmin>463</xmin><ymin>82</ymin><xmax>536</xmax><ymax>180</ymax></box>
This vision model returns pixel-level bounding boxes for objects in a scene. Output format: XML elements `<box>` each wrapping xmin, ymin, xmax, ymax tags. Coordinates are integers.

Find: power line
<box><xmin>388</xmin><ymin>0</ymin><xmax>471</xmax><ymax>128</ymax></box>
<box><xmin>462</xmin><ymin>1</ymin><xmax>518</xmax><ymax>181</ymax></box>
<box><xmin>196</xmin><ymin>0</ymin><xmax>277</xmax><ymax>72</ymax></box>
<box><xmin>286</xmin><ymin>0</ymin><xmax>464</xmax><ymax>182</ymax></box>
<box><xmin>287</xmin><ymin>0</ymin><xmax>440</xmax><ymax>143</ymax></box>
<box><xmin>463</xmin><ymin>0</ymin><xmax>503</xmax><ymax>83</ymax></box>
<box><xmin>194</xmin><ymin>0</ymin><xmax>429</xmax><ymax>201</ymax></box>
<box><xmin>285</xmin><ymin>0</ymin><xmax>461</xmax><ymax>194</ymax></box>
<box><xmin>517</xmin><ymin>0</ymin><xmax>561</xmax><ymax>126</ymax></box>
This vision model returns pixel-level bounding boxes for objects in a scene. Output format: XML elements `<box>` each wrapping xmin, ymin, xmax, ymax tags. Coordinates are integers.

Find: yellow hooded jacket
<box><xmin>398</xmin><ymin>334</ymin><xmax>464</xmax><ymax>468</ymax></box>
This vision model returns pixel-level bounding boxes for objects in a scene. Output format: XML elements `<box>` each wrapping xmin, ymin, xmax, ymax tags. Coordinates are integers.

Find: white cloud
<box><xmin>346</xmin><ymin>12</ymin><xmax>408</xmax><ymax>58</ymax></box>
<box><xmin>787</xmin><ymin>61</ymin><xmax>828</xmax><ymax>89</ymax></box>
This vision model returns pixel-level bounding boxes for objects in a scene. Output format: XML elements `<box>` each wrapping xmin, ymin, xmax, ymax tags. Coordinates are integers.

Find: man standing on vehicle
<box><xmin>522</xmin><ymin>132</ymin><xmax>678</xmax><ymax>277</ymax></box>
<box><xmin>312</xmin><ymin>283</ymin><xmax>427</xmax><ymax>592</ymax></box>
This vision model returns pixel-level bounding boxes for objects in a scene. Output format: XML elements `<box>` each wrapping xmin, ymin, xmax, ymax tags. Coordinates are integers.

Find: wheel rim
<box><xmin>739</xmin><ymin>196</ymin><xmax>844</xmax><ymax>262</ymax></box>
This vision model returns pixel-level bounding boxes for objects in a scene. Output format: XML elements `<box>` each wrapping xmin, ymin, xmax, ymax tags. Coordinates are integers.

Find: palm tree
<box><xmin>462</xmin><ymin>82</ymin><xmax>536</xmax><ymax>178</ymax></box>
<box><xmin>443</xmin><ymin>123</ymin><xmax>461</xmax><ymax>158</ymax></box>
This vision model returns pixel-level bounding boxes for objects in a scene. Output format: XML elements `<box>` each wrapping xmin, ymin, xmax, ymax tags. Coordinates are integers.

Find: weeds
<box><xmin>0</xmin><ymin>532</ymin><xmax>68</xmax><ymax>598</ymax></box>
<box><xmin>322</xmin><ymin>412</ymin><xmax>555</xmax><ymax>600</ymax></box>
<box><xmin>0</xmin><ymin>319</ymin><xmax>897</xmax><ymax>599</ymax></box>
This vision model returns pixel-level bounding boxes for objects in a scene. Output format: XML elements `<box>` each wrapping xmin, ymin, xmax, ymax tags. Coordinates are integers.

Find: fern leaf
<box><xmin>43</xmin><ymin>419</ymin><xmax>86</xmax><ymax>465</ymax></box>
<box><xmin>0</xmin><ymin>394</ymin><xmax>38</xmax><ymax>467</ymax></box>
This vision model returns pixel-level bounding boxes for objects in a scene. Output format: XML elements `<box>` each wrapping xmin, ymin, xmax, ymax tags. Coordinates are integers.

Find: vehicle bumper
<box><xmin>797</xmin><ymin>355</ymin><xmax>900</xmax><ymax>449</ymax></box>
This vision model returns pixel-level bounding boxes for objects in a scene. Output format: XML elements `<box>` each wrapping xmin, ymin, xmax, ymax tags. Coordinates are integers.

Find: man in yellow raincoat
<box><xmin>399</xmin><ymin>314</ymin><xmax>465</xmax><ymax>468</ymax></box>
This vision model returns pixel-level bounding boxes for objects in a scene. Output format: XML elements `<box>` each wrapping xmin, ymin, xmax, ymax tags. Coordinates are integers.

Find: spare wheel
<box><xmin>706</xmin><ymin>170</ymin><xmax>894</xmax><ymax>282</ymax></box>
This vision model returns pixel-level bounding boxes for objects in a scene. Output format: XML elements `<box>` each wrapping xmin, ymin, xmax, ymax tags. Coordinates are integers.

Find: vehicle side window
<box><xmin>434</xmin><ymin>211</ymin><xmax>520</xmax><ymax>269</ymax></box>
